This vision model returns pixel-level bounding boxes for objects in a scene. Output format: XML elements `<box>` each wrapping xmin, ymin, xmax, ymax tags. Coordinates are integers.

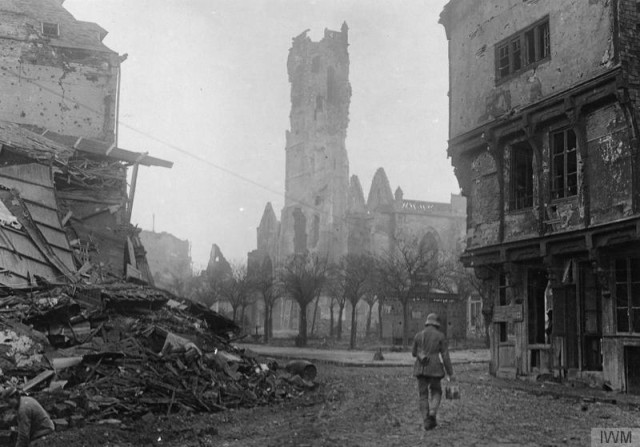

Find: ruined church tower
<box><xmin>279</xmin><ymin>23</ymin><xmax>351</xmax><ymax>262</ymax></box>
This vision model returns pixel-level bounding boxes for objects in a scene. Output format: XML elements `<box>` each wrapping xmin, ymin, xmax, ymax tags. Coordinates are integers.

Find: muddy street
<box><xmin>42</xmin><ymin>362</ymin><xmax>639</xmax><ymax>447</ymax></box>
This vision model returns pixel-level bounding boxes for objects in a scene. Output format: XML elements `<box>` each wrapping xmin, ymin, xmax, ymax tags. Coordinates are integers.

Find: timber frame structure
<box><xmin>441</xmin><ymin>0</ymin><xmax>640</xmax><ymax>393</ymax></box>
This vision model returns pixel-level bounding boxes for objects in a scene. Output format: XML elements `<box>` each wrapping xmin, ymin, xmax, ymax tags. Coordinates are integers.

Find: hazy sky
<box><xmin>64</xmin><ymin>0</ymin><xmax>458</xmax><ymax>270</ymax></box>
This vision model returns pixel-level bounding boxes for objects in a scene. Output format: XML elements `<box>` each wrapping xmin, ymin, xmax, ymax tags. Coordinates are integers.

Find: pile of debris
<box><xmin>0</xmin><ymin>282</ymin><xmax>317</xmax><ymax>439</ymax></box>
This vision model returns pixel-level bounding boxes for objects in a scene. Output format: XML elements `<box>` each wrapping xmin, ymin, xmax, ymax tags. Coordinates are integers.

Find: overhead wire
<box><xmin>0</xmin><ymin>66</ymin><xmax>336</xmax><ymax>222</ymax></box>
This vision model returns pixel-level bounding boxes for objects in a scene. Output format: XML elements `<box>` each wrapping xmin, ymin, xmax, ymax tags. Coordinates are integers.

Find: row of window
<box><xmin>495</xmin><ymin>260</ymin><xmax>639</xmax><ymax>339</ymax></box>
<box><xmin>508</xmin><ymin>127</ymin><xmax>577</xmax><ymax>211</ymax></box>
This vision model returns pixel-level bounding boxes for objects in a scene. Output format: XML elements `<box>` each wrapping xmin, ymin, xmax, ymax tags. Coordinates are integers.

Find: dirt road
<box><xmin>42</xmin><ymin>362</ymin><xmax>639</xmax><ymax>446</ymax></box>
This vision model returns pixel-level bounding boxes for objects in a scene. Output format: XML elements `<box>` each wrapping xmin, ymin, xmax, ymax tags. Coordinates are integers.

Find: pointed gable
<box><xmin>367</xmin><ymin>168</ymin><xmax>394</xmax><ymax>211</ymax></box>
<box><xmin>258</xmin><ymin>202</ymin><xmax>279</xmax><ymax>234</ymax></box>
<box><xmin>348</xmin><ymin>175</ymin><xmax>366</xmax><ymax>213</ymax></box>
<box><xmin>206</xmin><ymin>244</ymin><xmax>232</xmax><ymax>279</ymax></box>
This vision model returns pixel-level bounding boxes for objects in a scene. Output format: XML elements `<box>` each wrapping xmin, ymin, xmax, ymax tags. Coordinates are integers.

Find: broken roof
<box><xmin>0</xmin><ymin>185</ymin><xmax>74</xmax><ymax>289</ymax></box>
<box><xmin>0</xmin><ymin>163</ymin><xmax>75</xmax><ymax>273</ymax></box>
<box><xmin>0</xmin><ymin>121</ymin><xmax>73</xmax><ymax>162</ymax></box>
<box><xmin>0</xmin><ymin>0</ymin><xmax>115</xmax><ymax>54</ymax></box>
<box><xmin>20</xmin><ymin>125</ymin><xmax>173</xmax><ymax>168</ymax></box>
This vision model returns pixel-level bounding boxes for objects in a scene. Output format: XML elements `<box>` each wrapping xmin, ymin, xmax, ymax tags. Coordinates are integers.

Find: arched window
<box><xmin>311</xmin><ymin>215</ymin><xmax>320</xmax><ymax>248</ymax></box>
<box><xmin>311</xmin><ymin>56</ymin><xmax>321</xmax><ymax>73</ymax></box>
<box><xmin>420</xmin><ymin>232</ymin><xmax>439</xmax><ymax>253</ymax></box>
<box><xmin>292</xmin><ymin>208</ymin><xmax>307</xmax><ymax>253</ymax></box>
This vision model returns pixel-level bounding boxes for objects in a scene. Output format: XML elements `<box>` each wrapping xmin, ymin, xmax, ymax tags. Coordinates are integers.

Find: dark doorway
<box><xmin>625</xmin><ymin>347</ymin><xmax>640</xmax><ymax>395</ymax></box>
<box><xmin>552</xmin><ymin>284</ymin><xmax>579</xmax><ymax>370</ymax></box>
<box><xmin>564</xmin><ymin>287</ymin><xmax>579</xmax><ymax>369</ymax></box>
<box><xmin>528</xmin><ymin>269</ymin><xmax>548</xmax><ymax>344</ymax></box>
<box><xmin>580</xmin><ymin>262</ymin><xmax>602</xmax><ymax>370</ymax></box>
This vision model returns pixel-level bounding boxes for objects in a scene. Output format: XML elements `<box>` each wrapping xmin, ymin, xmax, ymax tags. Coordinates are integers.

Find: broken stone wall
<box><xmin>394</xmin><ymin>211</ymin><xmax>465</xmax><ymax>255</ymax></box>
<box><xmin>368</xmin><ymin>211</ymin><xmax>393</xmax><ymax>256</ymax></box>
<box><xmin>139</xmin><ymin>230</ymin><xmax>192</xmax><ymax>293</ymax></box>
<box><xmin>468</xmin><ymin>150</ymin><xmax>500</xmax><ymax>248</ymax></box>
<box><xmin>586</xmin><ymin>103</ymin><xmax>633</xmax><ymax>224</ymax></box>
<box><xmin>445</xmin><ymin>0</ymin><xmax>614</xmax><ymax>137</ymax></box>
<box><xmin>280</xmin><ymin>26</ymin><xmax>351</xmax><ymax>263</ymax></box>
<box><xmin>0</xmin><ymin>2</ymin><xmax>119</xmax><ymax>140</ymax></box>
<box><xmin>467</xmin><ymin>104</ymin><xmax>634</xmax><ymax>249</ymax></box>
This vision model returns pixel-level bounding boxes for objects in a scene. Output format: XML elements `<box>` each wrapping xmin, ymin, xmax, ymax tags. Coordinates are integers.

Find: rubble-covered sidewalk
<box><xmin>0</xmin><ymin>282</ymin><xmax>318</xmax><ymax>444</ymax></box>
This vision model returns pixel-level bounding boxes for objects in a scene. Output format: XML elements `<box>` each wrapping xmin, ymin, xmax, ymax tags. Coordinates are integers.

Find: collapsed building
<box><xmin>0</xmin><ymin>3</ymin><xmax>319</xmax><ymax>438</ymax></box>
<box><xmin>441</xmin><ymin>0</ymin><xmax>640</xmax><ymax>393</ymax></box>
<box><xmin>249</xmin><ymin>24</ymin><xmax>468</xmax><ymax>338</ymax></box>
<box><xmin>0</xmin><ymin>0</ymin><xmax>172</xmax><ymax>285</ymax></box>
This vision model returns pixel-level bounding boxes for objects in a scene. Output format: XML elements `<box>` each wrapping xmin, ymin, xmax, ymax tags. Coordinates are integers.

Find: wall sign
<box><xmin>493</xmin><ymin>304</ymin><xmax>523</xmax><ymax>322</ymax></box>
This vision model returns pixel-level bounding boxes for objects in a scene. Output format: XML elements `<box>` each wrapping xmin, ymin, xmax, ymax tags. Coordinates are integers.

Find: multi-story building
<box><xmin>441</xmin><ymin>0</ymin><xmax>640</xmax><ymax>393</ymax></box>
<box><xmin>0</xmin><ymin>0</ymin><xmax>171</xmax><ymax>286</ymax></box>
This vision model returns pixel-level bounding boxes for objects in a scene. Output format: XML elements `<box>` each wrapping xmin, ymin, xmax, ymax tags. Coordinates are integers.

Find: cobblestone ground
<box><xmin>45</xmin><ymin>362</ymin><xmax>639</xmax><ymax>446</ymax></box>
<box><xmin>211</xmin><ymin>363</ymin><xmax>639</xmax><ymax>447</ymax></box>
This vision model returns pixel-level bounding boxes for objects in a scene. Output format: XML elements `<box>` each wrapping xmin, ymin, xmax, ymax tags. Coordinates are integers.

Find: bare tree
<box><xmin>250</xmin><ymin>256</ymin><xmax>279</xmax><ymax>343</ymax></box>
<box><xmin>326</xmin><ymin>264</ymin><xmax>348</xmax><ymax>340</ymax></box>
<box><xmin>377</xmin><ymin>235</ymin><xmax>441</xmax><ymax>347</ymax></box>
<box><xmin>362</xmin><ymin>292</ymin><xmax>378</xmax><ymax>338</ymax></box>
<box><xmin>328</xmin><ymin>295</ymin><xmax>337</xmax><ymax>338</ymax></box>
<box><xmin>219</xmin><ymin>262</ymin><xmax>254</xmax><ymax>327</ymax></box>
<box><xmin>339</xmin><ymin>253</ymin><xmax>376</xmax><ymax>349</ymax></box>
<box><xmin>188</xmin><ymin>269</ymin><xmax>225</xmax><ymax>309</ymax></box>
<box><xmin>279</xmin><ymin>253</ymin><xmax>328</xmax><ymax>347</ymax></box>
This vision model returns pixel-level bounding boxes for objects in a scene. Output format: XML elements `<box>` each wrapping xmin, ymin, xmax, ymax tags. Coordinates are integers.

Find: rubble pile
<box><xmin>0</xmin><ymin>282</ymin><xmax>317</xmax><ymax>438</ymax></box>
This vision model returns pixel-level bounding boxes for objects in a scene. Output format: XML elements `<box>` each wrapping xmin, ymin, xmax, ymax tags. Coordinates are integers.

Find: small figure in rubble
<box><xmin>1</xmin><ymin>387</ymin><xmax>54</xmax><ymax>447</ymax></box>
<box><xmin>411</xmin><ymin>313</ymin><xmax>454</xmax><ymax>430</ymax></box>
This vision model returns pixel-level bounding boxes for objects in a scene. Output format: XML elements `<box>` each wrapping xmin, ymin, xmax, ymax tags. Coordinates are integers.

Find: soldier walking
<box><xmin>411</xmin><ymin>313</ymin><xmax>454</xmax><ymax>430</ymax></box>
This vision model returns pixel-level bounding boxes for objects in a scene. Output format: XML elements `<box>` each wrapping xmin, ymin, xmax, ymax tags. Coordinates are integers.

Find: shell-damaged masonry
<box><xmin>440</xmin><ymin>0</ymin><xmax>640</xmax><ymax>394</ymax></box>
<box><xmin>249</xmin><ymin>24</ymin><xmax>467</xmax><ymax>338</ymax></box>
<box><xmin>0</xmin><ymin>1</ymin><xmax>320</xmax><ymax>443</ymax></box>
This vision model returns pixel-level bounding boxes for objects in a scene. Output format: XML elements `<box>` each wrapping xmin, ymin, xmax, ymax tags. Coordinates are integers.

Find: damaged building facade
<box><xmin>441</xmin><ymin>0</ymin><xmax>640</xmax><ymax>393</ymax></box>
<box><xmin>140</xmin><ymin>230</ymin><xmax>192</xmax><ymax>294</ymax></box>
<box><xmin>249</xmin><ymin>24</ymin><xmax>467</xmax><ymax>337</ymax></box>
<box><xmin>0</xmin><ymin>0</ymin><xmax>171</xmax><ymax>287</ymax></box>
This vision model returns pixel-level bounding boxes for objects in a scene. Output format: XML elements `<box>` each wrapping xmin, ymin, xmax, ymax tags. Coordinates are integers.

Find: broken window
<box><xmin>495</xmin><ymin>17</ymin><xmax>550</xmax><ymax>82</ymax></box>
<box><xmin>509</xmin><ymin>143</ymin><xmax>534</xmax><ymax>210</ymax></box>
<box><xmin>41</xmin><ymin>22</ymin><xmax>59</xmax><ymax>37</ymax></box>
<box><xmin>615</xmin><ymin>258</ymin><xmax>640</xmax><ymax>333</ymax></box>
<box><xmin>551</xmin><ymin>128</ymin><xmax>578</xmax><ymax>199</ymax></box>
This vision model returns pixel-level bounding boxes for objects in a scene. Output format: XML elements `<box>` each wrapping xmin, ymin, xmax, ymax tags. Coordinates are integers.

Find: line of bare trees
<box><xmin>186</xmin><ymin>233</ymin><xmax>477</xmax><ymax>349</ymax></box>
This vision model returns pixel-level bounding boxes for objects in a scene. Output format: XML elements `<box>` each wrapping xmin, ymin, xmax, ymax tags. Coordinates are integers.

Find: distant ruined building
<box><xmin>0</xmin><ymin>0</ymin><xmax>172</xmax><ymax>288</ymax></box>
<box><xmin>249</xmin><ymin>23</ymin><xmax>467</xmax><ymax>336</ymax></box>
<box><xmin>139</xmin><ymin>231</ymin><xmax>192</xmax><ymax>294</ymax></box>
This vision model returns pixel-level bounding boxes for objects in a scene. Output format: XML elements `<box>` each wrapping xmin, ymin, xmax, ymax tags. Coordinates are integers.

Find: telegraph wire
<box><xmin>0</xmin><ymin>66</ymin><xmax>336</xmax><ymax>222</ymax></box>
